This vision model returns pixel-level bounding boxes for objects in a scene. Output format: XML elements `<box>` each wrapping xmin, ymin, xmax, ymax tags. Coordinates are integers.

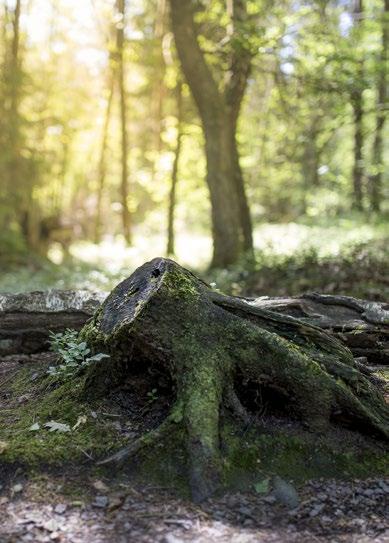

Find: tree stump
<box><xmin>81</xmin><ymin>258</ymin><xmax>389</xmax><ymax>502</ymax></box>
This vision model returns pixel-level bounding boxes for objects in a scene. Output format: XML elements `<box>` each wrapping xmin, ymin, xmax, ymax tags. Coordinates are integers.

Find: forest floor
<box><xmin>1</xmin><ymin>473</ymin><xmax>389</xmax><ymax>542</ymax></box>
<box><xmin>0</xmin><ymin>354</ymin><xmax>388</xmax><ymax>543</ymax></box>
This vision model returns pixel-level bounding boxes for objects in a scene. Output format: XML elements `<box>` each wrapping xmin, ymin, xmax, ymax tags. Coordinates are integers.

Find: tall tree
<box><xmin>169</xmin><ymin>0</ymin><xmax>254</xmax><ymax>267</ymax></box>
<box><xmin>370</xmin><ymin>0</ymin><xmax>388</xmax><ymax>211</ymax></box>
<box><xmin>94</xmin><ymin>77</ymin><xmax>114</xmax><ymax>243</ymax></box>
<box><xmin>116</xmin><ymin>0</ymin><xmax>132</xmax><ymax>244</ymax></box>
<box><xmin>351</xmin><ymin>0</ymin><xmax>365</xmax><ymax>211</ymax></box>
<box><xmin>166</xmin><ymin>80</ymin><xmax>183</xmax><ymax>256</ymax></box>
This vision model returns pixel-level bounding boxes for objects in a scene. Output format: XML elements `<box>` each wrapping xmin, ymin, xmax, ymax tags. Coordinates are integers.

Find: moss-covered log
<box><xmin>247</xmin><ymin>294</ymin><xmax>389</xmax><ymax>365</ymax></box>
<box><xmin>0</xmin><ymin>290</ymin><xmax>105</xmax><ymax>355</ymax></box>
<box><xmin>81</xmin><ymin>258</ymin><xmax>389</xmax><ymax>502</ymax></box>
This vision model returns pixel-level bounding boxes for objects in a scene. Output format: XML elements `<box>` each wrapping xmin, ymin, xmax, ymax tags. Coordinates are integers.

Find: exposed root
<box><xmin>97</xmin><ymin>403</ymin><xmax>183</xmax><ymax>467</ymax></box>
<box><xmin>225</xmin><ymin>387</ymin><xmax>252</xmax><ymax>426</ymax></box>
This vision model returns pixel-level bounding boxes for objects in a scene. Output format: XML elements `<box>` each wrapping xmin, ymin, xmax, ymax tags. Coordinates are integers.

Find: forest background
<box><xmin>0</xmin><ymin>0</ymin><xmax>387</xmax><ymax>298</ymax></box>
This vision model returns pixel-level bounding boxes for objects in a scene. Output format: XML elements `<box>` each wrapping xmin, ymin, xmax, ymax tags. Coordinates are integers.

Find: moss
<box><xmin>0</xmin><ymin>367</ymin><xmax>128</xmax><ymax>466</ymax></box>
<box><xmin>221</xmin><ymin>419</ymin><xmax>389</xmax><ymax>490</ymax></box>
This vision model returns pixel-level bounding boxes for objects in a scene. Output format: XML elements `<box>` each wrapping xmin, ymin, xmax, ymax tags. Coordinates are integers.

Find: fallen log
<box><xmin>244</xmin><ymin>293</ymin><xmax>389</xmax><ymax>366</ymax></box>
<box><xmin>0</xmin><ymin>290</ymin><xmax>105</xmax><ymax>355</ymax></box>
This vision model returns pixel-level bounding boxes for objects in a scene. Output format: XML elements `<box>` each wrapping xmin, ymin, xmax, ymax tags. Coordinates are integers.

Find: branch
<box><xmin>169</xmin><ymin>0</ymin><xmax>221</xmax><ymax>123</ymax></box>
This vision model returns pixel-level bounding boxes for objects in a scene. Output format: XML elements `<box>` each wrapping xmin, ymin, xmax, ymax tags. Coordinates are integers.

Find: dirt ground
<box><xmin>0</xmin><ymin>471</ymin><xmax>388</xmax><ymax>543</ymax></box>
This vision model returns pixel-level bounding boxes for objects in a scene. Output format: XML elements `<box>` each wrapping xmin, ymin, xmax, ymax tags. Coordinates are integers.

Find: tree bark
<box><xmin>351</xmin><ymin>0</ymin><xmax>365</xmax><ymax>211</ymax></box>
<box><xmin>166</xmin><ymin>81</ymin><xmax>183</xmax><ymax>256</ymax></box>
<box><xmin>94</xmin><ymin>77</ymin><xmax>114</xmax><ymax>244</ymax></box>
<box><xmin>116</xmin><ymin>0</ymin><xmax>131</xmax><ymax>245</ymax></box>
<box><xmin>80</xmin><ymin>258</ymin><xmax>389</xmax><ymax>502</ymax></box>
<box><xmin>169</xmin><ymin>0</ymin><xmax>253</xmax><ymax>267</ymax></box>
<box><xmin>369</xmin><ymin>0</ymin><xmax>388</xmax><ymax>212</ymax></box>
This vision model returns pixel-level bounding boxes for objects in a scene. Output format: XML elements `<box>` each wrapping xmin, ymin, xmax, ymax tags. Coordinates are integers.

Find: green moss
<box><xmin>221</xmin><ymin>420</ymin><xmax>389</xmax><ymax>490</ymax></box>
<box><xmin>0</xmin><ymin>367</ymin><xmax>128</xmax><ymax>466</ymax></box>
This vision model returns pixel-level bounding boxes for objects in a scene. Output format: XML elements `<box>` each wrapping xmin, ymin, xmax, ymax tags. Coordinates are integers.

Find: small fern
<box><xmin>47</xmin><ymin>329</ymin><xmax>109</xmax><ymax>380</ymax></box>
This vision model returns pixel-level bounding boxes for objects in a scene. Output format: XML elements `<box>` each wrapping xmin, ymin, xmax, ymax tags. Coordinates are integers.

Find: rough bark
<box><xmin>80</xmin><ymin>258</ymin><xmax>389</xmax><ymax>502</ymax></box>
<box><xmin>247</xmin><ymin>293</ymin><xmax>389</xmax><ymax>366</ymax></box>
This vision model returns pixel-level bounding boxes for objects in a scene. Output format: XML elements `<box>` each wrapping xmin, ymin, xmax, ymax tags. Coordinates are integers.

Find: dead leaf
<box><xmin>44</xmin><ymin>421</ymin><xmax>71</xmax><ymax>433</ymax></box>
<box><xmin>92</xmin><ymin>480</ymin><xmax>109</xmax><ymax>492</ymax></box>
<box><xmin>12</xmin><ymin>483</ymin><xmax>23</xmax><ymax>494</ymax></box>
<box><xmin>29</xmin><ymin>422</ymin><xmax>40</xmax><ymax>431</ymax></box>
<box><xmin>0</xmin><ymin>441</ymin><xmax>8</xmax><ymax>453</ymax></box>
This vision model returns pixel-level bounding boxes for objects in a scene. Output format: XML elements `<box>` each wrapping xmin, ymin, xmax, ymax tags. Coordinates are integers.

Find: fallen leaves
<box><xmin>0</xmin><ymin>440</ymin><xmax>8</xmax><ymax>453</ymax></box>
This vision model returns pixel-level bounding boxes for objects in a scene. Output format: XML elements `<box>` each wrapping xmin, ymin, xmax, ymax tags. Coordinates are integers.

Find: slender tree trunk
<box><xmin>352</xmin><ymin>94</ymin><xmax>364</xmax><ymax>211</ymax></box>
<box><xmin>166</xmin><ymin>81</ymin><xmax>183</xmax><ymax>256</ymax></box>
<box><xmin>151</xmin><ymin>0</ymin><xmax>167</xmax><ymax>158</ymax></box>
<box><xmin>351</xmin><ymin>0</ymin><xmax>365</xmax><ymax>211</ymax></box>
<box><xmin>94</xmin><ymin>77</ymin><xmax>114</xmax><ymax>244</ymax></box>
<box><xmin>370</xmin><ymin>0</ymin><xmax>388</xmax><ymax>212</ymax></box>
<box><xmin>229</xmin><ymin>117</ymin><xmax>253</xmax><ymax>254</ymax></box>
<box><xmin>7</xmin><ymin>0</ymin><xmax>22</xmax><ymax>213</ymax></box>
<box><xmin>116</xmin><ymin>0</ymin><xmax>131</xmax><ymax>245</ymax></box>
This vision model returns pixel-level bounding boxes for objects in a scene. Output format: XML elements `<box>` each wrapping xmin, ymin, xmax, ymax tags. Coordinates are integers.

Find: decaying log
<box><xmin>0</xmin><ymin>290</ymin><xmax>105</xmax><ymax>355</ymax></box>
<box><xmin>247</xmin><ymin>294</ymin><xmax>389</xmax><ymax>365</ymax></box>
<box><xmin>79</xmin><ymin>258</ymin><xmax>389</xmax><ymax>502</ymax></box>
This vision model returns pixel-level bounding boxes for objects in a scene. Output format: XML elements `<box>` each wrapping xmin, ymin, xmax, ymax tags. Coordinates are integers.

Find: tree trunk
<box><xmin>169</xmin><ymin>0</ymin><xmax>253</xmax><ymax>267</ymax></box>
<box><xmin>203</xmin><ymin>111</ymin><xmax>243</xmax><ymax>268</ymax></box>
<box><xmin>351</xmin><ymin>0</ymin><xmax>365</xmax><ymax>211</ymax></box>
<box><xmin>369</xmin><ymin>0</ymin><xmax>388</xmax><ymax>212</ymax></box>
<box><xmin>116</xmin><ymin>0</ymin><xmax>131</xmax><ymax>245</ymax></box>
<box><xmin>81</xmin><ymin>258</ymin><xmax>389</xmax><ymax>502</ymax></box>
<box><xmin>352</xmin><ymin>94</ymin><xmax>364</xmax><ymax>211</ymax></box>
<box><xmin>166</xmin><ymin>81</ymin><xmax>183</xmax><ymax>256</ymax></box>
<box><xmin>94</xmin><ymin>78</ymin><xmax>114</xmax><ymax>244</ymax></box>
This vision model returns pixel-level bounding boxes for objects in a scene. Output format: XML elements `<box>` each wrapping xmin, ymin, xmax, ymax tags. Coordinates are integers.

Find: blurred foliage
<box><xmin>0</xmin><ymin>0</ymin><xmax>387</xmax><ymax>270</ymax></box>
<box><xmin>0</xmin><ymin>219</ymin><xmax>387</xmax><ymax>301</ymax></box>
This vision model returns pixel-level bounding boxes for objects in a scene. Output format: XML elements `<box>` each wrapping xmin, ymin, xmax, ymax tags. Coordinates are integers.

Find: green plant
<box><xmin>47</xmin><ymin>329</ymin><xmax>109</xmax><ymax>380</ymax></box>
<box><xmin>146</xmin><ymin>388</ymin><xmax>159</xmax><ymax>404</ymax></box>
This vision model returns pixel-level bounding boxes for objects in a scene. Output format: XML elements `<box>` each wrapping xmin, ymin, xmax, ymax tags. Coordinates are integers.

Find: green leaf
<box><xmin>254</xmin><ymin>478</ymin><xmax>269</xmax><ymax>494</ymax></box>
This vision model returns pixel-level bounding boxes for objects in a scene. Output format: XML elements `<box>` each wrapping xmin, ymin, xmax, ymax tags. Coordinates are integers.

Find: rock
<box><xmin>272</xmin><ymin>476</ymin><xmax>299</xmax><ymax>509</ymax></box>
<box><xmin>92</xmin><ymin>495</ymin><xmax>109</xmax><ymax>508</ymax></box>
<box><xmin>54</xmin><ymin>503</ymin><xmax>67</xmax><ymax>514</ymax></box>
<box><xmin>309</xmin><ymin>503</ymin><xmax>325</xmax><ymax>517</ymax></box>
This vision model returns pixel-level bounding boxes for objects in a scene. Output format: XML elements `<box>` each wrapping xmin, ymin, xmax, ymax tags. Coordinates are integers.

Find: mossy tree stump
<box><xmin>81</xmin><ymin>258</ymin><xmax>389</xmax><ymax>502</ymax></box>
